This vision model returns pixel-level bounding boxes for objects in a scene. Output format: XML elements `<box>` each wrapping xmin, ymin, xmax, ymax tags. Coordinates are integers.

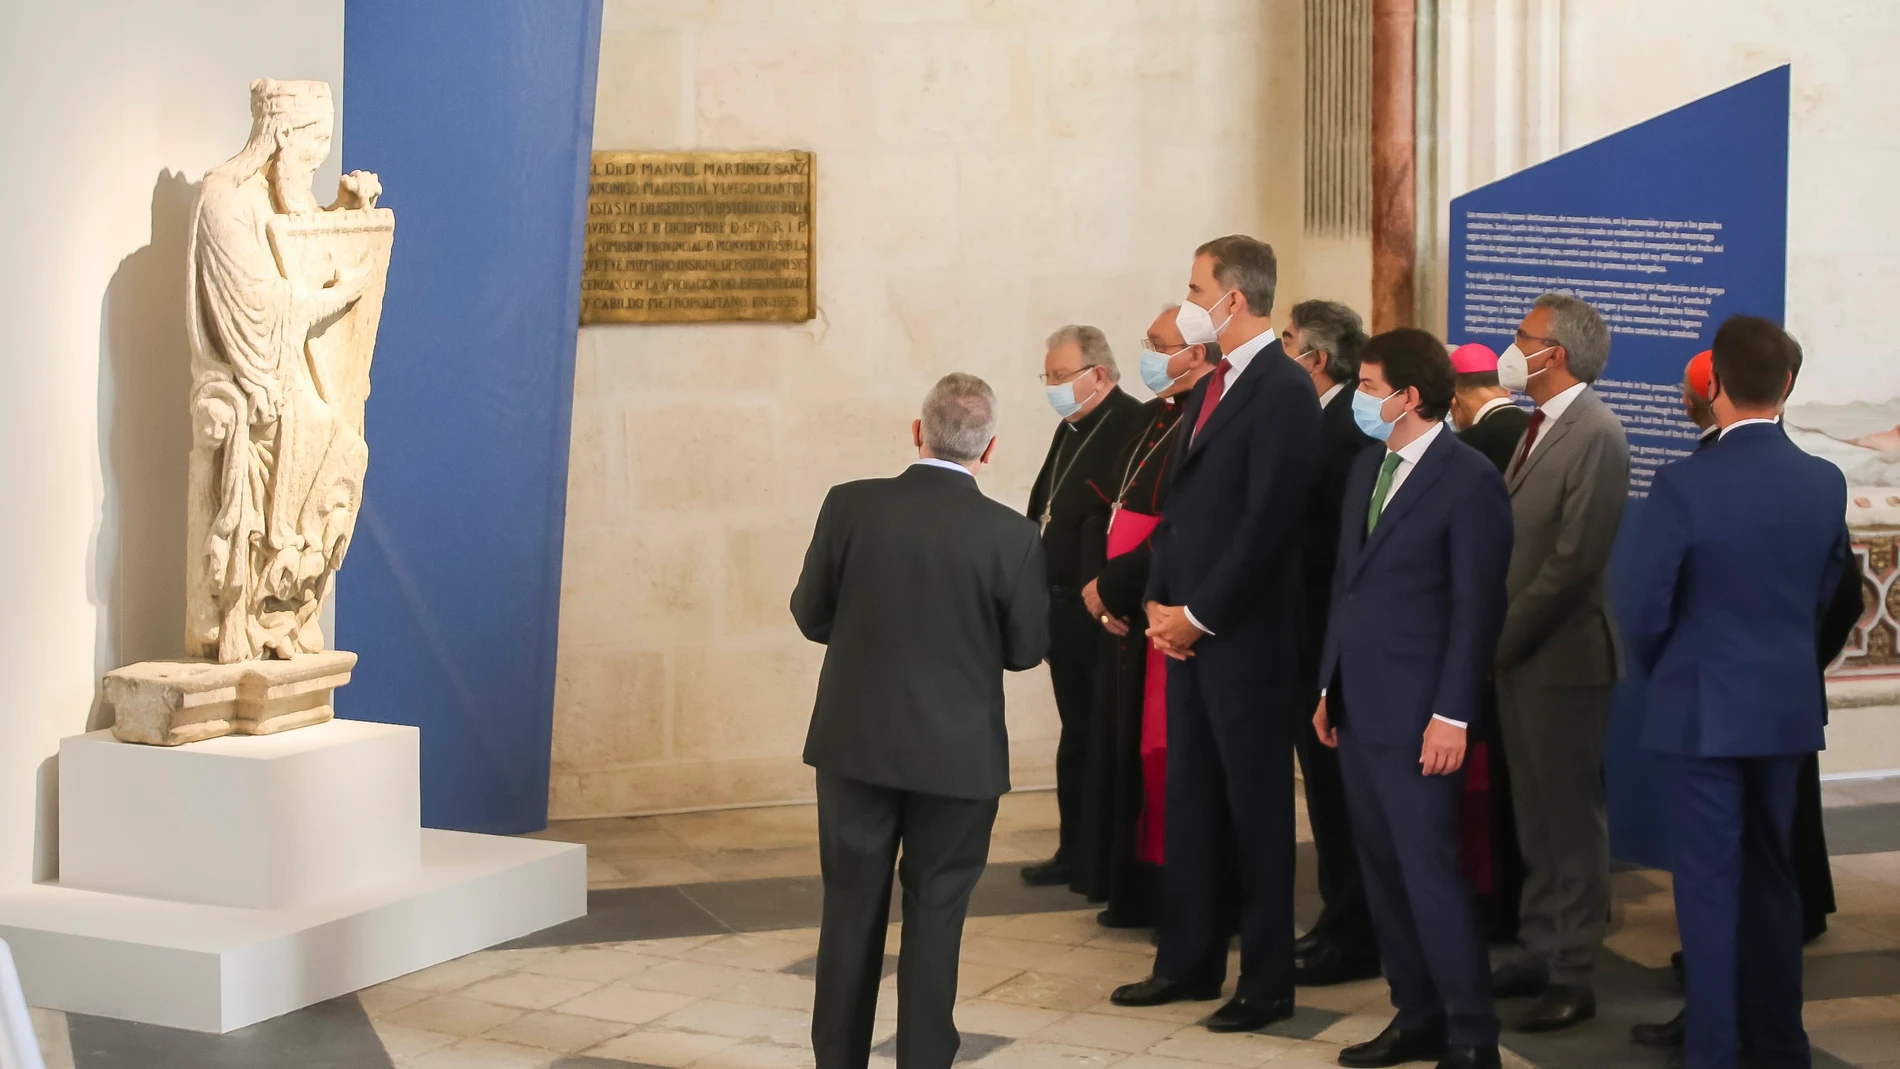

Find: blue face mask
<box><xmin>1139</xmin><ymin>349</ymin><xmax>1183</xmax><ymax>394</ymax></box>
<box><xmin>1351</xmin><ymin>388</ymin><xmax>1400</xmax><ymax>441</ymax></box>
<box><xmin>1045</xmin><ymin>371</ymin><xmax>1102</xmax><ymax>419</ymax></box>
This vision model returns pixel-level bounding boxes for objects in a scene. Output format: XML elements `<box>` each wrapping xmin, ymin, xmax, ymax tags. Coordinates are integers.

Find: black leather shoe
<box><xmin>1337</xmin><ymin>1019</ymin><xmax>1447</xmax><ymax>1067</ymax></box>
<box><xmin>1294</xmin><ymin>940</ymin><xmax>1383</xmax><ymax>987</ymax></box>
<box><xmin>1630</xmin><ymin>1008</ymin><xmax>1684</xmax><ymax>1047</ymax></box>
<box><xmin>1204</xmin><ymin>994</ymin><xmax>1295</xmax><ymax>1033</ymax></box>
<box><xmin>1110</xmin><ymin>975</ymin><xmax>1223</xmax><ymax>1007</ymax></box>
<box><xmin>1513</xmin><ymin>984</ymin><xmax>1596</xmax><ymax>1033</ymax></box>
<box><xmin>1435</xmin><ymin>1045</ymin><xmax>1502</xmax><ymax>1069</ymax></box>
<box><xmin>1489</xmin><ymin>959</ymin><xmax>1548</xmax><ymax>999</ymax></box>
<box><xmin>1019</xmin><ymin>858</ymin><xmax>1074</xmax><ymax>886</ymax></box>
<box><xmin>1295</xmin><ymin>927</ymin><xmax>1327</xmax><ymax>956</ymax></box>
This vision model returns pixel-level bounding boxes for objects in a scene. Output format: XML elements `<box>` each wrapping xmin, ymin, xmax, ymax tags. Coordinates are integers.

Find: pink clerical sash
<box><xmin>1107</xmin><ymin>507</ymin><xmax>1168</xmax><ymax>865</ymax></box>
<box><xmin>1105</xmin><ymin>507</ymin><xmax>1161</xmax><ymax>558</ymax></box>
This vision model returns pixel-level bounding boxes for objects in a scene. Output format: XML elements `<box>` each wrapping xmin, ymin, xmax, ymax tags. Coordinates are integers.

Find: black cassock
<box><xmin>1805</xmin><ymin>547</ymin><xmax>1862</xmax><ymax>937</ymax></box>
<box><xmin>1072</xmin><ymin>397</ymin><xmax>1187</xmax><ymax>923</ymax></box>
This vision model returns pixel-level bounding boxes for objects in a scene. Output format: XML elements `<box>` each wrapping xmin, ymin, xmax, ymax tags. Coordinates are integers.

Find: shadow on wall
<box><xmin>90</xmin><ymin>170</ymin><xmax>199</xmax><ymax>718</ymax></box>
<box><xmin>39</xmin><ymin>172</ymin><xmax>200</xmax><ymax>882</ymax></box>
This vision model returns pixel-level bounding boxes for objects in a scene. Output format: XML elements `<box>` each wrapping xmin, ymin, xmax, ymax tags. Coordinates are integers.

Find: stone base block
<box><xmin>104</xmin><ymin>651</ymin><xmax>356</xmax><ymax>746</ymax></box>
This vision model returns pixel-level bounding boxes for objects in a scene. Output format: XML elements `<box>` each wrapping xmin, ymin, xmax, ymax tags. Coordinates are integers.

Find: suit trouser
<box><xmin>1296</xmin><ymin>685</ymin><xmax>1376</xmax><ymax>954</ymax></box>
<box><xmin>1494</xmin><ymin>674</ymin><xmax>1611</xmax><ymax>985</ymax></box>
<box><xmin>1154</xmin><ymin>661</ymin><xmax>1296</xmax><ymax>1000</ymax></box>
<box><xmin>1665</xmin><ymin>754</ymin><xmax>1807</xmax><ymax>1069</ymax></box>
<box><xmin>813</xmin><ymin>772</ymin><xmax>999</xmax><ymax>1069</ymax></box>
<box><xmin>1337</xmin><ymin>714</ymin><xmax>1498</xmax><ymax>1047</ymax></box>
<box><xmin>1046</xmin><ymin>593</ymin><xmax>1099</xmax><ymax>864</ymax></box>
<box><xmin>1792</xmin><ymin>752</ymin><xmax>1835</xmax><ymax>939</ymax></box>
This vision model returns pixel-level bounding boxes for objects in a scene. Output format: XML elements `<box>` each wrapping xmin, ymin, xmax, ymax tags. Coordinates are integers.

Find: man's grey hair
<box><xmin>1195</xmin><ymin>234</ymin><xmax>1279</xmax><ymax>317</ymax></box>
<box><xmin>1046</xmin><ymin>324</ymin><xmax>1120</xmax><ymax>382</ymax></box>
<box><xmin>1533</xmin><ymin>292</ymin><xmax>1611</xmax><ymax>382</ymax></box>
<box><xmin>1288</xmin><ymin>299</ymin><xmax>1368</xmax><ymax>384</ymax></box>
<box><xmin>920</xmin><ymin>373</ymin><xmax>998</xmax><ymax>464</ymax></box>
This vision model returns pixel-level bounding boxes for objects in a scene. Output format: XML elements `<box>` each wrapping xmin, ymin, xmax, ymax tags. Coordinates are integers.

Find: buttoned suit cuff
<box><xmin>1182</xmin><ymin>606</ymin><xmax>1214</xmax><ymax>635</ymax></box>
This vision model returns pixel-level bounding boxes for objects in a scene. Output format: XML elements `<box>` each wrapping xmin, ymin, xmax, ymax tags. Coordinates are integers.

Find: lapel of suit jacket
<box><xmin>1354</xmin><ymin>428</ymin><xmax>1456</xmax><ymax>578</ymax></box>
<box><xmin>1506</xmin><ymin>385</ymin><xmax>1594</xmax><ymax>494</ymax></box>
<box><xmin>1184</xmin><ymin>337</ymin><xmax>1279</xmax><ymax>462</ymax></box>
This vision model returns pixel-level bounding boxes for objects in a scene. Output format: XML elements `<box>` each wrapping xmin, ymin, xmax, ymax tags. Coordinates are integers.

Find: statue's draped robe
<box><xmin>188</xmin><ymin>171</ymin><xmax>363</xmax><ymax>662</ymax></box>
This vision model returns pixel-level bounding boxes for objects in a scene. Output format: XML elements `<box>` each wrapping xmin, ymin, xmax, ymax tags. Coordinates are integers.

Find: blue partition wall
<box><xmin>1447</xmin><ymin>68</ymin><xmax>1791</xmax><ymax>867</ymax></box>
<box><xmin>338</xmin><ymin>0</ymin><xmax>603</xmax><ymax>833</ymax></box>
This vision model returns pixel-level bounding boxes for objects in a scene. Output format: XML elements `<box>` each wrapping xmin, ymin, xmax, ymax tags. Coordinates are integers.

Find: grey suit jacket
<box><xmin>1497</xmin><ymin>384</ymin><xmax>1630</xmax><ymax>686</ymax></box>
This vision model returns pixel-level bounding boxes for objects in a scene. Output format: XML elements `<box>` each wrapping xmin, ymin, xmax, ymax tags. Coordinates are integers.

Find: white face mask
<box><xmin>1175</xmin><ymin>290</ymin><xmax>1235</xmax><ymax>346</ymax></box>
<box><xmin>1496</xmin><ymin>342</ymin><xmax>1554</xmax><ymax>393</ymax></box>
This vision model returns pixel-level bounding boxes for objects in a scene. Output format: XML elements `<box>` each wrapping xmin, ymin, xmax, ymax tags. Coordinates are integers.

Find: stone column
<box><xmin>1371</xmin><ymin>0</ymin><xmax>1417</xmax><ymax>332</ymax></box>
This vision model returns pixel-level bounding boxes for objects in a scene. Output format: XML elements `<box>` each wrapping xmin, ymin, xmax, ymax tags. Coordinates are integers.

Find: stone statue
<box><xmin>106</xmin><ymin>79</ymin><xmax>396</xmax><ymax>745</ymax></box>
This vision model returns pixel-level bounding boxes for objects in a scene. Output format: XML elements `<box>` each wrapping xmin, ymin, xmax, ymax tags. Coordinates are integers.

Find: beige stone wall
<box><xmin>553</xmin><ymin>0</ymin><xmax>1365</xmax><ymax>818</ymax></box>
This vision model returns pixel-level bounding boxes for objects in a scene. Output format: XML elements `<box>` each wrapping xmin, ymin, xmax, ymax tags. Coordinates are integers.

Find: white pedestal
<box><xmin>60</xmin><ymin>720</ymin><xmax>420</xmax><ymax>908</ymax></box>
<box><xmin>0</xmin><ymin>831</ymin><xmax>584</xmax><ymax>1033</ymax></box>
<box><xmin>0</xmin><ymin>719</ymin><xmax>587</xmax><ymax>1033</ymax></box>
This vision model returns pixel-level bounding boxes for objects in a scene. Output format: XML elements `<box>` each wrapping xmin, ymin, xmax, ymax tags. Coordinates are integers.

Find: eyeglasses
<box><xmin>1514</xmin><ymin>329</ymin><xmax>1560</xmax><ymax>349</ymax></box>
<box><xmin>1140</xmin><ymin>340</ymin><xmax>1192</xmax><ymax>356</ymax></box>
<box><xmin>1038</xmin><ymin>365</ymin><xmax>1098</xmax><ymax>387</ymax></box>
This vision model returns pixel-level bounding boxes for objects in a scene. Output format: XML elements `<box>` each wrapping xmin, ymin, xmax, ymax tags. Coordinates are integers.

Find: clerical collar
<box><xmin>1063</xmin><ymin>386</ymin><xmax>1121</xmax><ymax>432</ymax></box>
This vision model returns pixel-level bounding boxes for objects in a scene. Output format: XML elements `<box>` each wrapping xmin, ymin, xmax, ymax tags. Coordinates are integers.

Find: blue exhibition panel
<box><xmin>1447</xmin><ymin>67</ymin><xmax>1791</xmax><ymax>867</ymax></box>
<box><xmin>338</xmin><ymin>0</ymin><xmax>603</xmax><ymax>833</ymax></box>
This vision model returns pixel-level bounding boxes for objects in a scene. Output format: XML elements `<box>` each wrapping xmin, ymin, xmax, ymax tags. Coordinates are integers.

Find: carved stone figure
<box><xmin>108</xmin><ymin>79</ymin><xmax>394</xmax><ymax>745</ymax></box>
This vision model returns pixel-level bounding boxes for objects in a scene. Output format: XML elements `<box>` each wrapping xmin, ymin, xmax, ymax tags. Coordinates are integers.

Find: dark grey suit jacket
<box><xmin>792</xmin><ymin>463</ymin><xmax>1050</xmax><ymax>800</ymax></box>
<box><xmin>1498</xmin><ymin>384</ymin><xmax>1631</xmax><ymax>686</ymax></box>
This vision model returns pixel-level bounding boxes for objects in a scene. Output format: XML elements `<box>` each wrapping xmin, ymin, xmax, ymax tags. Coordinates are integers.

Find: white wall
<box><xmin>552</xmin><ymin>0</ymin><xmax>1325</xmax><ymax>819</ymax></box>
<box><xmin>1556</xmin><ymin>0</ymin><xmax>1900</xmax><ymax>408</ymax></box>
<box><xmin>0</xmin><ymin>1</ymin><xmax>343</xmax><ymax>886</ymax></box>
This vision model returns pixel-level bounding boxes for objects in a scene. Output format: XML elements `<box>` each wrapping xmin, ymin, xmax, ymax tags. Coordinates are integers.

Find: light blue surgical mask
<box><xmin>1351</xmin><ymin>388</ymin><xmax>1400</xmax><ymax>441</ymax></box>
<box><xmin>1045</xmin><ymin>371</ymin><xmax>1102</xmax><ymax>419</ymax></box>
<box><xmin>1139</xmin><ymin>348</ymin><xmax>1184</xmax><ymax>394</ymax></box>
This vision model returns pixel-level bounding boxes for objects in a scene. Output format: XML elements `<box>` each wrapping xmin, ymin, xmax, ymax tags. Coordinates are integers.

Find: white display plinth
<box><xmin>0</xmin><ymin>830</ymin><xmax>584</xmax><ymax>1033</ymax></box>
<box><xmin>0</xmin><ymin>719</ymin><xmax>587</xmax><ymax>1033</ymax></box>
<box><xmin>60</xmin><ymin>721</ymin><xmax>420</xmax><ymax>908</ymax></box>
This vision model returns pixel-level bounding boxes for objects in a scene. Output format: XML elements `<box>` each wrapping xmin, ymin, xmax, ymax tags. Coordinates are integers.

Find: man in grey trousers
<box><xmin>1487</xmin><ymin>293</ymin><xmax>1630</xmax><ymax>1033</ymax></box>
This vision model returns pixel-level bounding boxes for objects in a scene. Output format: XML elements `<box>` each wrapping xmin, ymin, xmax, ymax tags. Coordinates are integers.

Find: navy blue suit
<box><xmin>1144</xmin><ymin>337</ymin><xmax>1319</xmax><ymax>999</ymax></box>
<box><xmin>1631</xmin><ymin>421</ymin><xmax>1849</xmax><ymax>1069</ymax></box>
<box><xmin>1320</xmin><ymin>424</ymin><xmax>1513</xmax><ymax>1046</ymax></box>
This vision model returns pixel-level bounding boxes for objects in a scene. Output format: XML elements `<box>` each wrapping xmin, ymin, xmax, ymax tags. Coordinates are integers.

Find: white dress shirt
<box><xmin>1320</xmin><ymin>381</ymin><xmax>1345</xmax><ymax>408</ymax></box>
<box><xmin>1719</xmin><ymin>417</ymin><xmax>1780</xmax><ymax>439</ymax></box>
<box><xmin>1523</xmin><ymin>381</ymin><xmax>1588</xmax><ymax>459</ymax></box>
<box><xmin>911</xmin><ymin>457</ymin><xmax>974</xmax><ymax>477</ymax></box>
<box><xmin>1373</xmin><ymin>420</ymin><xmax>1443</xmax><ymax>519</ymax></box>
<box><xmin>1180</xmin><ymin>327</ymin><xmax>1279</xmax><ymax>637</ymax></box>
<box><xmin>1218</xmin><ymin>327</ymin><xmax>1276</xmax><ymax>384</ymax></box>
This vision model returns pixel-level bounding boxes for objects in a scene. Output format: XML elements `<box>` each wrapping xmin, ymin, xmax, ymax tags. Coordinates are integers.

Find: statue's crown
<box><xmin>249</xmin><ymin>78</ymin><xmax>332</xmax><ymax>127</ymax></box>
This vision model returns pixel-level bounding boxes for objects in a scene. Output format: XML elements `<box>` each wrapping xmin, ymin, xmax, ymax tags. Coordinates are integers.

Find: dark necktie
<box><xmin>1191</xmin><ymin>358</ymin><xmax>1233</xmax><ymax>441</ymax></box>
<box><xmin>1511</xmin><ymin>409</ymin><xmax>1548</xmax><ymax>477</ymax></box>
<box><xmin>1366</xmin><ymin>452</ymin><xmax>1404</xmax><ymax>534</ymax></box>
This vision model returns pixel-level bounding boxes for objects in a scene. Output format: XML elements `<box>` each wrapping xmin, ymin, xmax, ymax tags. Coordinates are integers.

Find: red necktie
<box><xmin>1191</xmin><ymin>358</ymin><xmax>1233</xmax><ymax>441</ymax></box>
<box><xmin>1511</xmin><ymin>409</ymin><xmax>1547</xmax><ymax>477</ymax></box>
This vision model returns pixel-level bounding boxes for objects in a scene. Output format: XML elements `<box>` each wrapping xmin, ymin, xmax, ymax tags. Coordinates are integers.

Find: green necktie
<box><xmin>1367</xmin><ymin>451</ymin><xmax>1404</xmax><ymax>535</ymax></box>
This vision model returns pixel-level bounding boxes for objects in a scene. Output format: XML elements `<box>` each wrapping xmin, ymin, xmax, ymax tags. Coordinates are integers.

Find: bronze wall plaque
<box><xmin>581</xmin><ymin>150</ymin><xmax>814</xmax><ymax>324</ymax></box>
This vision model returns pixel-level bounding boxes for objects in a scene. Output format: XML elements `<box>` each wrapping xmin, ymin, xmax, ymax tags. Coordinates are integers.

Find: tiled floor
<box><xmin>27</xmin><ymin>785</ymin><xmax>1900</xmax><ymax>1069</ymax></box>
<box><xmin>532</xmin><ymin>791</ymin><xmax>1314</xmax><ymax>892</ymax></box>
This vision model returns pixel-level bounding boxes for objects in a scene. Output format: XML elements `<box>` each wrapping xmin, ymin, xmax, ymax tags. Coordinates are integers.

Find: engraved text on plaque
<box><xmin>581</xmin><ymin>150</ymin><xmax>814</xmax><ymax>324</ymax></box>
